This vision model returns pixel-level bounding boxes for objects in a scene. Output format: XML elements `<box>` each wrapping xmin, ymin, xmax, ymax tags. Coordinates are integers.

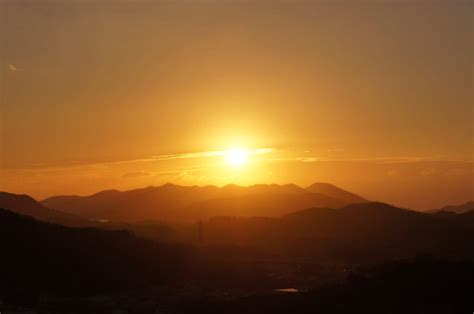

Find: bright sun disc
<box><xmin>226</xmin><ymin>148</ymin><xmax>248</xmax><ymax>167</ymax></box>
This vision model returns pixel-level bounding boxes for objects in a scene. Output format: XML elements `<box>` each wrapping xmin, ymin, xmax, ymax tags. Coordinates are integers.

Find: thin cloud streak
<box><xmin>92</xmin><ymin>147</ymin><xmax>277</xmax><ymax>165</ymax></box>
<box><xmin>17</xmin><ymin>148</ymin><xmax>277</xmax><ymax>171</ymax></box>
<box><xmin>7</xmin><ymin>64</ymin><xmax>23</xmax><ymax>72</ymax></box>
<box><xmin>12</xmin><ymin>149</ymin><xmax>473</xmax><ymax>173</ymax></box>
<box><xmin>255</xmin><ymin>156</ymin><xmax>474</xmax><ymax>164</ymax></box>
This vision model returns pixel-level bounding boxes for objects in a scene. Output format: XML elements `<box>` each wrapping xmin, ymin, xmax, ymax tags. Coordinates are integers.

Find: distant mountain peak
<box><xmin>40</xmin><ymin>182</ymin><xmax>367</xmax><ymax>222</ymax></box>
<box><xmin>91</xmin><ymin>189</ymin><xmax>121</xmax><ymax>197</ymax></box>
<box><xmin>305</xmin><ymin>182</ymin><xmax>367</xmax><ymax>204</ymax></box>
<box><xmin>433</xmin><ymin>201</ymin><xmax>474</xmax><ymax>214</ymax></box>
<box><xmin>161</xmin><ymin>183</ymin><xmax>179</xmax><ymax>188</ymax></box>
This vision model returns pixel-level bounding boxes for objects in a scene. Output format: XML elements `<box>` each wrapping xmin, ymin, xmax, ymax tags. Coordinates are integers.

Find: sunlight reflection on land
<box><xmin>274</xmin><ymin>288</ymin><xmax>299</xmax><ymax>293</ymax></box>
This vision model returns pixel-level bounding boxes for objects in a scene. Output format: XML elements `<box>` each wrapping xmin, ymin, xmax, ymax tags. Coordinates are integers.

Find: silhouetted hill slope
<box><xmin>306</xmin><ymin>182</ymin><xmax>367</xmax><ymax>204</ymax></box>
<box><xmin>178</xmin><ymin>191</ymin><xmax>344</xmax><ymax>221</ymax></box>
<box><xmin>41</xmin><ymin>183</ymin><xmax>350</xmax><ymax>222</ymax></box>
<box><xmin>1</xmin><ymin>207</ymin><xmax>473</xmax><ymax>312</ymax></box>
<box><xmin>431</xmin><ymin>201</ymin><xmax>474</xmax><ymax>214</ymax></box>
<box><xmin>458</xmin><ymin>210</ymin><xmax>474</xmax><ymax>227</ymax></box>
<box><xmin>0</xmin><ymin>192</ymin><xmax>87</xmax><ymax>226</ymax></box>
<box><xmin>42</xmin><ymin>184</ymin><xmax>222</xmax><ymax>221</ymax></box>
<box><xmin>0</xmin><ymin>208</ymin><xmax>193</xmax><ymax>296</ymax></box>
<box><xmin>0</xmin><ymin>191</ymin><xmax>181</xmax><ymax>239</ymax></box>
<box><xmin>0</xmin><ymin>209</ymin><xmax>290</xmax><ymax>304</ymax></box>
<box><xmin>430</xmin><ymin>208</ymin><xmax>474</xmax><ymax>229</ymax></box>
<box><xmin>194</xmin><ymin>202</ymin><xmax>474</xmax><ymax>263</ymax></box>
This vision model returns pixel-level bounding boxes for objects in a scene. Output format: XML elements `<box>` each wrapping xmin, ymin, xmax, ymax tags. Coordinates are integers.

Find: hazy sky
<box><xmin>0</xmin><ymin>0</ymin><xmax>472</xmax><ymax>209</ymax></box>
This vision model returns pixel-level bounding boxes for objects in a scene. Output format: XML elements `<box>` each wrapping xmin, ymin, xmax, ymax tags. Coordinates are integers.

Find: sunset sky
<box><xmin>1</xmin><ymin>0</ymin><xmax>472</xmax><ymax>209</ymax></box>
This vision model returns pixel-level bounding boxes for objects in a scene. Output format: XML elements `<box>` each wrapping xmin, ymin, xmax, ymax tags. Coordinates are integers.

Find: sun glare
<box><xmin>226</xmin><ymin>148</ymin><xmax>249</xmax><ymax>167</ymax></box>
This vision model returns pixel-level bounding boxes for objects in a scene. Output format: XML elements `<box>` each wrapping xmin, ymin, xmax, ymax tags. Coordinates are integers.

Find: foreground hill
<box><xmin>0</xmin><ymin>192</ymin><xmax>87</xmax><ymax>226</ymax></box>
<box><xmin>190</xmin><ymin>202</ymin><xmax>474</xmax><ymax>263</ymax></box>
<box><xmin>0</xmin><ymin>208</ymin><xmax>298</xmax><ymax>300</ymax></box>
<box><xmin>41</xmin><ymin>183</ymin><xmax>352</xmax><ymax>222</ymax></box>
<box><xmin>1</xmin><ymin>207</ymin><xmax>472</xmax><ymax>313</ymax></box>
<box><xmin>0</xmin><ymin>208</ymin><xmax>194</xmax><ymax>297</ymax></box>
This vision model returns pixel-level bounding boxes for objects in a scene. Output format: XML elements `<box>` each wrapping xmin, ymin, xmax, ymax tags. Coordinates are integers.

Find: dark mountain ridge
<box><xmin>430</xmin><ymin>201</ymin><xmax>474</xmax><ymax>214</ymax></box>
<box><xmin>0</xmin><ymin>207</ymin><xmax>193</xmax><ymax>297</ymax></box>
<box><xmin>191</xmin><ymin>202</ymin><xmax>474</xmax><ymax>263</ymax></box>
<box><xmin>305</xmin><ymin>182</ymin><xmax>367</xmax><ymax>203</ymax></box>
<box><xmin>0</xmin><ymin>192</ymin><xmax>87</xmax><ymax>226</ymax></box>
<box><xmin>41</xmin><ymin>183</ymin><xmax>355</xmax><ymax>222</ymax></box>
<box><xmin>3</xmin><ymin>207</ymin><xmax>473</xmax><ymax>313</ymax></box>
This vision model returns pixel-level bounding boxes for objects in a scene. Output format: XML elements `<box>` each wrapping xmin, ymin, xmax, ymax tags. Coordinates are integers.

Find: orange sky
<box><xmin>0</xmin><ymin>0</ymin><xmax>473</xmax><ymax>209</ymax></box>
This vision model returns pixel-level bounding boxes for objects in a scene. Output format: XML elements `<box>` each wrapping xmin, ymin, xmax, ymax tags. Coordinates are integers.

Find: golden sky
<box><xmin>0</xmin><ymin>0</ymin><xmax>473</xmax><ymax>209</ymax></box>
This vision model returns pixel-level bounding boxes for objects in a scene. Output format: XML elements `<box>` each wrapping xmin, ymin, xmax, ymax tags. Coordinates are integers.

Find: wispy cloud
<box><xmin>19</xmin><ymin>148</ymin><xmax>277</xmax><ymax>170</ymax></box>
<box><xmin>114</xmin><ymin>147</ymin><xmax>276</xmax><ymax>164</ymax></box>
<box><xmin>290</xmin><ymin>157</ymin><xmax>472</xmax><ymax>164</ymax></box>
<box><xmin>122</xmin><ymin>171</ymin><xmax>152</xmax><ymax>178</ymax></box>
<box><xmin>150</xmin><ymin>148</ymin><xmax>275</xmax><ymax>160</ymax></box>
<box><xmin>8</xmin><ymin>64</ymin><xmax>22</xmax><ymax>72</ymax></box>
<box><xmin>420</xmin><ymin>168</ymin><xmax>436</xmax><ymax>176</ymax></box>
<box><xmin>254</xmin><ymin>155</ymin><xmax>474</xmax><ymax>165</ymax></box>
<box><xmin>256</xmin><ymin>157</ymin><xmax>320</xmax><ymax>163</ymax></box>
<box><xmin>14</xmin><ymin>148</ymin><xmax>473</xmax><ymax>173</ymax></box>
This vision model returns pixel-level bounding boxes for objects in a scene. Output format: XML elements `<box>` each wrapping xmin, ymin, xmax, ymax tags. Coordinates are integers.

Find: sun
<box><xmin>226</xmin><ymin>148</ymin><xmax>249</xmax><ymax>167</ymax></box>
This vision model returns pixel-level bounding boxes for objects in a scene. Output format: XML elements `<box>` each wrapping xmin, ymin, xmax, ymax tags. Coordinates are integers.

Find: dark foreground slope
<box><xmin>0</xmin><ymin>192</ymin><xmax>87</xmax><ymax>226</ymax></box>
<box><xmin>191</xmin><ymin>202</ymin><xmax>474</xmax><ymax>264</ymax></box>
<box><xmin>1</xmin><ymin>207</ymin><xmax>474</xmax><ymax>313</ymax></box>
<box><xmin>0</xmin><ymin>209</ymin><xmax>285</xmax><ymax>305</ymax></box>
<box><xmin>0</xmin><ymin>208</ymin><xmax>193</xmax><ymax>297</ymax></box>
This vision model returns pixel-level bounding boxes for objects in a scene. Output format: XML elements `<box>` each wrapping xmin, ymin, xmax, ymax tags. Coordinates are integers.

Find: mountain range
<box><xmin>2</xmin><ymin>205</ymin><xmax>472</xmax><ymax>313</ymax></box>
<box><xmin>40</xmin><ymin>183</ymin><xmax>367</xmax><ymax>222</ymax></box>
<box><xmin>1</xmin><ymin>183</ymin><xmax>474</xmax><ymax>312</ymax></box>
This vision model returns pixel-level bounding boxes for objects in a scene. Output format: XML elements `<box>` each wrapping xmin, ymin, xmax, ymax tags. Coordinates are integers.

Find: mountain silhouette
<box><xmin>0</xmin><ymin>192</ymin><xmax>87</xmax><ymax>226</ymax></box>
<box><xmin>305</xmin><ymin>182</ymin><xmax>367</xmax><ymax>203</ymax></box>
<box><xmin>41</xmin><ymin>183</ymin><xmax>353</xmax><ymax>222</ymax></box>
<box><xmin>177</xmin><ymin>189</ymin><xmax>344</xmax><ymax>221</ymax></box>
<box><xmin>2</xmin><ymin>201</ymin><xmax>474</xmax><ymax>312</ymax></box>
<box><xmin>0</xmin><ymin>208</ymin><xmax>293</xmax><ymax>301</ymax></box>
<box><xmin>430</xmin><ymin>206</ymin><xmax>474</xmax><ymax>229</ymax></box>
<box><xmin>192</xmin><ymin>202</ymin><xmax>474</xmax><ymax>263</ymax></box>
<box><xmin>431</xmin><ymin>201</ymin><xmax>474</xmax><ymax>214</ymax></box>
<box><xmin>0</xmin><ymin>207</ymin><xmax>194</xmax><ymax>297</ymax></box>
